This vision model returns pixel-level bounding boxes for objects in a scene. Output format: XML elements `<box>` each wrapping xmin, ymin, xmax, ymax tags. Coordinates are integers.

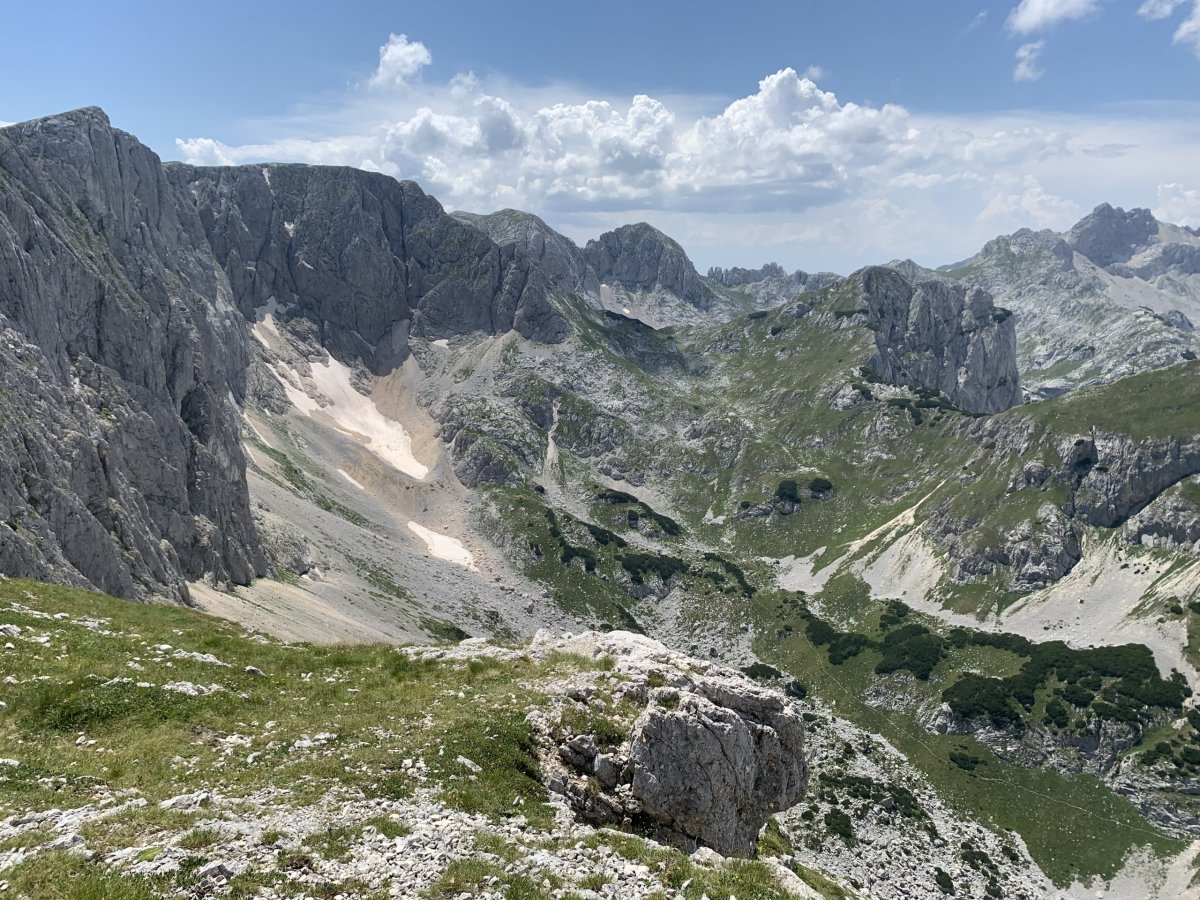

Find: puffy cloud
<box><xmin>1138</xmin><ymin>0</ymin><xmax>1187</xmax><ymax>19</ymax></box>
<box><xmin>172</xmin><ymin>34</ymin><xmax>1200</xmax><ymax>272</ymax></box>
<box><xmin>1155</xmin><ymin>182</ymin><xmax>1200</xmax><ymax>225</ymax></box>
<box><xmin>1013</xmin><ymin>41</ymin><xmax>1047</xmax><ymax>80</ymax></box>
<box><xmin>368</xmin><ymin>33</ymin><xmax>431</xmax><ymax>88</ymax></box>
<box><xmin>978</xmin><ymin>175</ymin><xmax>1081</xmax><ymax>228</ymax></box>
<box><xmin>1006</xmin><ymin>0</ymin><xmax>1100</xmax><ymax>34</ymax></box>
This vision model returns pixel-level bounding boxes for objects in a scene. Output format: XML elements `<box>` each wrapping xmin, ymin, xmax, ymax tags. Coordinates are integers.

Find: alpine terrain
<box><xmin>1</xmin><ymin>107</ymin><xmax>1199</xmax><ymax>900</ymax></box>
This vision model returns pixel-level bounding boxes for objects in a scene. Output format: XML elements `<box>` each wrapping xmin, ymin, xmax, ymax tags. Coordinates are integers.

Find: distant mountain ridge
<box><xmin>930</xmin><ymin>202</ymin><xmax>1200</xmax><ymax>398</ymax></box>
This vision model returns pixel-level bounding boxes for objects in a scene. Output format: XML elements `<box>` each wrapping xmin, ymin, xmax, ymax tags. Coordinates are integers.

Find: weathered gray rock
<box><xmin>628</xmin><ymin>680</ymin><xmax>808</xmax><ymax>857</ymax></box>
<box><xmin>535</xmin><ymin>630</ymin><xmax>808</xmax><ymax>858</ymax></box>
<box><xmin>1069</xmin><ymin>431</ymin><xmax>1200</xmax><ymax>528</ymax></box>
<box><xmin>847</xmin><ymin>267</ymin><xmax>1021</xmax><ymax>414</ymax></box>
<box><xmin>941</xmin><ymin>206</ymin><xmax>1200</xmax><ymax>399</ymax></box>
<box><xmin>1125</xmin><ymin>484</ymin><xmax>1200</xmax><ymax>553</ymax></box>
<box><xmin>584</xmin><ymin>223</ymin><xmax>711</xmax><ymax>310</ymax></box>
<box><xmin>0</xmin><ymin>107</ymin><xmax>266</xmax><ymax>600</ymax></box>
<box><xmin>453</xmin><ymin>208</ymin><xmax>599</xmax><ymax>297</ymax></box>
<box><xmin>706</xmin><ymin>262</ymin><xmax>840</xmax><ymax>306</ymax></box>
<box><xmin>1066</xmin><ymin>203</ymin><xmax>1159</xmax><ymax>268</ymax></box>
<box><xmin>171</xmin><ymin>164</ymin><xmax>573</xmax><ymax>361</ymax></box>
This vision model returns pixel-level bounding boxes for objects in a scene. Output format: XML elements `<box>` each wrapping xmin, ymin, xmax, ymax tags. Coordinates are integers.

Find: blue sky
<box><xmin>2</xmin><ymin>0</ymin><xmax>1199</xmax><ymax>272</ymax></box>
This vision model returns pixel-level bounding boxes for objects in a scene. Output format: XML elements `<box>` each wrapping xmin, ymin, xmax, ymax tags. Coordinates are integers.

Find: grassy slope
<box><xmin>475</xmin><ymin>300</ymin><xmax>1200</xmax><ymax>888</ymax></box>
<box><xmin>0</xmin><ymin>578</ymin><xmax>827</xmax><ymax>900</ymax></box>
<box><xmin>746</xmin><ymin>584</ymin><xmax>1186</xmax><ymax>886</ymax></box>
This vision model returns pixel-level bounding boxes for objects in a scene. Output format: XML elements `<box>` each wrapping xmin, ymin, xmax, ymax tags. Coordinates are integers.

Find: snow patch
<box><xmin>337</xmin><ymin>469</ymin><xmax>365</xmax><ymax>491</ymax></box>
<box><xmin>431</xmin><ymin>339</ymin><xmax>450</xmax><ymax>350</ymax></box>
<box><xmin>283</xmin><ymin>221</ymin><xmax>295</xmax><ymax>237</ymax></box>
<box><xmin>406</xmin><ymin>522</ymin><xmax>477</xmax><ymax>571</ymax></box>
<box><xmin>273</xmin><ymin>354</ymin><xmax>429</xmax><ymax>479</ymax></box>
<box><xmin>774</xmin><ymin>549</ymin><xmax>837</xmax><ymax>594</ymax></box>
<box><xmin>251</xmin><ymin>299</ymin><xmax>281</xmax><ymax>349</ymax></box>
<box><xmin>242</xmin><ymin>414</ymin><xmax>270</xmax><ymax>447</ymax></box>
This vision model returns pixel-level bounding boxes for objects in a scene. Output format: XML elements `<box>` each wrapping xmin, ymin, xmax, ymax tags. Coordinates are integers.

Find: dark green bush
<box><xmin>824</xmin><ymin>809</ymin><xmax>855</xmax><ymax>844</ymax></box>
<box><xmin>875</xmin><ymin>624</ymin><xmax>946</xmax><ymax>681</ymax></box>
<box><xmin>949</xmin><ymin>750</ymin><xmax>983</xmax><ymax>772</ymax></box>
<box><xmin>808</xmin><ymin>476</ymin><xmax>834</xmax><ymax>495</ymax></box>
<box><xmin>775</xmin><ymin>480</ymin><xmax>801</xmax><ymax>503</ymax></box>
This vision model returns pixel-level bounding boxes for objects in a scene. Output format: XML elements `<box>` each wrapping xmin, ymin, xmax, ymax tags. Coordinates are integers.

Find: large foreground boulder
<box><xmin>533</xmin><ymin>630</ymin><xmax>808</xmax><ymax>858</ymax></box>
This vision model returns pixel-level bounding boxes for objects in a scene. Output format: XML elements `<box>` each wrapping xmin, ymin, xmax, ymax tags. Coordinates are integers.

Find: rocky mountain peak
<box><xmin>583</xmin><ymin>222</ymin><xmax>710</xmax><ymax>310</ymax></box>
<box><xmin>451</xmin><ymin>207</ymin><xmax>598</xmax><ymax>295</ymax></box>
<box><xmin>1066</xmin><ymin>202</ymin><xmax>1159</xmax><ymax>267</ymax></box>
<box><xmin>0</xmin><ymin>106</ymin><xmax>265</xmax><ymax>600</ymax></box>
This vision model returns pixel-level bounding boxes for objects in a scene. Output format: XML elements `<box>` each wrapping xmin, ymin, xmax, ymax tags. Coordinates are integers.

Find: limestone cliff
<box><xmin>0</xmin><ymin>108</ymin><xmax>264</xmax><ymax>601</ymax></box>
<box><xmin>847</xmin><ymin>267</ymin><xmax>1021</xmax><ymax>414</ymax></box>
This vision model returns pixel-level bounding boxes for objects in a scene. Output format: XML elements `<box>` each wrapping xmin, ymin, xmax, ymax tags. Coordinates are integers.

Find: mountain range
<box><xmin>2</xmin><ymin>107</ymin><xmax>1200</xmax><ymax>899</ymax></box>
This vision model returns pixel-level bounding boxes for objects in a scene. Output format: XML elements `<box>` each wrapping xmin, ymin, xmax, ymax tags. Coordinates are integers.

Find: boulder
<box><xmin>534</xmin><ymin>630</ymin><xmax>808</xmax><ymax>858</ymax></box>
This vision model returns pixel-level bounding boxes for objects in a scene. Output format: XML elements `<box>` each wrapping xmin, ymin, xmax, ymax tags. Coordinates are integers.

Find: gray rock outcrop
<box><xmin>453</xmin><ymin>208</ymin><xmax>599</xmax><ymax>297</ymax></box>
<box><xmin>172</xmin><ymin>164</ymin><xmax>573</xmax><ymax>366</ymax></box>
<box><xmin>928</xmin><ymin>418</ymin><xmax>1200</xmax><ymax>592</ymax></box>
<box><xmin>1066</xmin><ymin>203</ymin><xmax>1159</xmax><ymax>268</ymax></box>
<box><xmin>583</xmin><ymin>223</ymin><xmax>711</xmax><ymax>310</ymax></box>
<box><xmin>531</xmin><ymin>630</ymin><xmax>808</xmax><ymax>858</ymax></box>
<box><xmin>0</xmin><ymin>107</ymin><xmax>585</xmax><ymax>601</ymax></box>
<box><xmin>706</xmin><ymin>262</ymin><xmax>840</xmax><ymax>306</ymax></box>
<box><xmin>940</xmin><ymin>205</ymin><xmax>1200</xmax><ymax>399</ymax></box>
<box><xmin>1125</xmin><ymin>487</ymin><xmax>1200</xmax><ymax>553</ymax></box>
<box><xmin>0</xmin><ymin>107</ymin><xmax>265</xmax><ymax>601</ymax></box>
<box><xmin>847</xmin><ymin>267</ymin><xmax>1021</xmax><ymax>413</ymax></box>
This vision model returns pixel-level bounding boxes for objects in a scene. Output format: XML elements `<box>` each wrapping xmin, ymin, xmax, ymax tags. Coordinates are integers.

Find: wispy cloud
<box><xmin>1006</xmin><ymin>0</ymin><xmax>1100</xmax><ymax>35</ymax></box>
<box><xmin>963</xmin><ymin>9</ymin><xmax>990</xmax><ymax>33</ymax></box>
<box><xmin>1156</xmin><ymin>182</ymin><xmax>1200</xmax><ymax>225</ymax></box>
<box><xmin>1013</xmin><ymin>41</ymin><xmax>1047</xmax><ymax>80</ymax></box>
<box><xmin>1176</xmin><ymin>2</ymin><xmax>1200</xmax><ymax>55</ymax></box>
<box><xmin>1138</xmin><ymin>0</ymin><xmax>1187</xmax><ymax>20</ymax></box>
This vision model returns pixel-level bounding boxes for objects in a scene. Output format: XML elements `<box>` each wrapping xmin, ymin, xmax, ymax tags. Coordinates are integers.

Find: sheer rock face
<box><xmin>171</xmin><ymin>165</ymin><xmax>572</xmax><ymax>368</ymax></box>
<box><xmin>946</xmin><ymin>205</ymin><xmax>1200</xmax><ymax>399</ymax></box>
<box><xmin>928</xmin><ymin>423</ymin><xmax>1200</xmax><ymax>593</ymax></box>
<box><xmin>1069</xmin><ymin>432</ymin><xmax>1200</xmax><ymax>529</ymax></box>
<box><xmin>0</xmin><ymin>107</ymin><xmax>575</xmax><ymax>601</ymax></box>
<box><xmin>583</xmin><ymin>223</ymin><xmax>711</xmax><ymax>310</ymax></box>
<box><xmin>0</xmin><ymin>107</ymin><xmax>265</xmax><ymax>601</ymax></box>
<box><xmin>452</xmin><ymin>208</ymin><xmax>599</xmax><ymax>297</ymax></box>
<box><xmin>628</xmin><ymin>679</ymin><xmax>808</xmax><ymax>857</ymax></box>
<box><xmin>852</xmin><ymin>267</ymin><xmax>1021</xmax><ymax>414</ymax></box>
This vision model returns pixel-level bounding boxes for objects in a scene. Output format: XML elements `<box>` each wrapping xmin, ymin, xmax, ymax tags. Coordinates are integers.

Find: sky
<box><xmin>2</xmin><ymin>0</ymin><xmax>1199</xmax><ymax>273</ymax></box>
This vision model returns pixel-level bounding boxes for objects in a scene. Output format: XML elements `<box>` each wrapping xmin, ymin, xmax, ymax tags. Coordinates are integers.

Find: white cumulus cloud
<box><xmin>979</xmin><ymin>175</ymin><xmax>1081</xmax><ymax>228</ymax></box>
<box><xmin>1007</xmin><ymin>0</ymin><xmax>1100</xmax><ymax>34</ymax></box>
<box><xmin>171</xmin><ymin>33</ymin><xmax>1200</xmax><ymax>272</ymax></box>
<box><xmin>1176</xmin><ymin>2</ymin><xmax>1200</xmax><ymax>55</ymax></box>
<box><xmin>368</xmin><ymin>33</ymin><xmax>431</xmax><ymax>88</ymax></box>
<box><xmin>1013</xmin><ymin>41</ymin><xmax>1047</xmax><ymax>80</ymax></box>
<box><xmin>1155</xmin><ymin>182</ymin><xmax>1200</xmax><ymax>225</ymax></box>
